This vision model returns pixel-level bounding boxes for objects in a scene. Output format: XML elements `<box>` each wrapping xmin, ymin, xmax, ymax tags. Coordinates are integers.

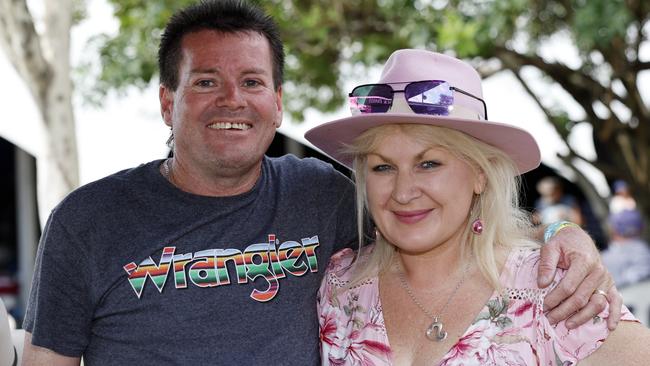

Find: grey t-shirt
<box><xmin>24</xmin><ymin>155</ymin><xmax>357</xmax><ymax>365</ymax></box>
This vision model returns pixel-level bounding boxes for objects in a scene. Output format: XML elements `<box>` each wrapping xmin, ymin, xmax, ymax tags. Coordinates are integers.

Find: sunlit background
<box><xmin>1</xmin><ymin>0</ymin><xmax>649</xmax><ymax>333</ymax></box>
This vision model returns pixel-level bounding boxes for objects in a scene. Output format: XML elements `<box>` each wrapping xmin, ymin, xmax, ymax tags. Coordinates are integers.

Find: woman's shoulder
<box><xmin>501</xmin><ymin>247</ymin><xmax>545</xmax><ymax>290</ymax></box>
<box><xmin>324</xmin><ymin>245</ymin><xmax>375</xmax><ymax>284</ymax></box>
<box><xmin>327</xmin><ymin>247</ymin><xmax>357</xmax><ymax>272</ymax></box>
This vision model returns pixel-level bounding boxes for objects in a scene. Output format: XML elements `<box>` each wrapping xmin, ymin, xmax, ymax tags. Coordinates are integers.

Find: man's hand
<box><xmin>538</xmin><ymin>225</ymin><xmax>622</xmax><ymax>330</ymax></box>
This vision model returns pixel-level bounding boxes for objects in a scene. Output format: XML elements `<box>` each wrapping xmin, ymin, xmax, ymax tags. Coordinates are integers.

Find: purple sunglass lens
<box><xmin>404</xmin><ymin>81</ymin><xmax>453</xmax><ymax>115</ymax></box>
<box><xmin>350</xmin><ymin>84</ymin><xmax>393</xmax><ymax>114</ymax></box>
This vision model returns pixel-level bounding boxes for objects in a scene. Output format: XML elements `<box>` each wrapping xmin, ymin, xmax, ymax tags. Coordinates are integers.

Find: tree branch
<box><xmin>476</xmin><ymin>60</ymin><xmax>504</xmax><ymax>79</ymax></box>
<box><xmin>493</xmin><ymin>46</ymin><xmax>618</xmax><ymax>105</ymax></box>
<box><xmin>626</xmin><ymin>0</ymin><xmax>648</xmax><ymax>51</ymax></box>
<box><xmin>493</xmin><ymin>46</ymin><xmax>637</xmax><ymax>140</ymax></box>
<box><xmin>556</xmin><ymin>152</ymin><xmax>609</xmax><ymax>233</ymax></box>
<box><xmin>502</xmin><ymin>58</ymin><xmax>625</xmax><ymax>207</ymax></box>
<box><xmin>509</xmin><ymin>67</ymin><xmax>571</xmax><ymax>139</ymax></box>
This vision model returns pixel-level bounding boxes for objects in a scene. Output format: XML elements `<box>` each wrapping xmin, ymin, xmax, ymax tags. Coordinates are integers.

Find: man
<box><xmin>602</xmin><ymin>209</ymin><xmax>650</xmax><ymax>288</ymax></box>
<box><xmin>22</xmin><ymin>1</ymin><xmax>618</xmax><ymax>365</ymax></box>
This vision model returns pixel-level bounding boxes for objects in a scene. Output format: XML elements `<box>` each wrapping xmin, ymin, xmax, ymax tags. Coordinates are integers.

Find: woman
<box><xmin>306</xmin><ymin>49</ymin><xmax>650</xmax><ymax>365</ymax></box>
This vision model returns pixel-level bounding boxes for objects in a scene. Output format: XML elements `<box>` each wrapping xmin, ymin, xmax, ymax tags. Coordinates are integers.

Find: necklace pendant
<box><xmin>425</xmin><ymin>317</ymin><xmax>447</xmax><ymax>342</ymax></box>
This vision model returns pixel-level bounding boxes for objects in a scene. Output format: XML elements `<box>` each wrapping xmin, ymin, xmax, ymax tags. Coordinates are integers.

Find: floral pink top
<box><xmin>317</xmin><ymin>246</ymin><xmax>637</xmax><ymax>365</ymax></box>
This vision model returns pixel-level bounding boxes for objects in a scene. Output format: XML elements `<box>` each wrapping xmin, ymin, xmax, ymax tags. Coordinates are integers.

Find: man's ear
<box><xmin>160</xmin><ymin>84</ymin><xmax>174</xmax><ymax>127</ymax></box>
<box><xmin>274</xmin><ymin>85</ymin><xmax>283</xmax><ymax>128</ymax></box>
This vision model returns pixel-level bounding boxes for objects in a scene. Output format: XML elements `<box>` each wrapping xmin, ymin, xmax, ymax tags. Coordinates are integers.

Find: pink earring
<box><xmin>471</xmin><ymin>218</ymin><xmax>483</xmax><ymax>235</ymax></box>
<box><xmin>471</xmin><ymin>193</ymin><xmax>483</xmax><ymax>235</ymax></box>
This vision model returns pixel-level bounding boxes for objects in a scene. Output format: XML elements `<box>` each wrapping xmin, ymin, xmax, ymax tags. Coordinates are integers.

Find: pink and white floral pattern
<box><xmin>317</xmin><ymin>247</ymin><xmax>636</xmax><ymax>365</ymax></box>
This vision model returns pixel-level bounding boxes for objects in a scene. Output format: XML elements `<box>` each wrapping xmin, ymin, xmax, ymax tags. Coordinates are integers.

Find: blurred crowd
<box><xmin>534</xmin><ymin>177</ymin><xmax>650</xmax><ymax>289</ymax></box>
<box><xmin>602</xmin><ymin>181</ymin><xmax>650</xmax><ymax>288</ymax></box>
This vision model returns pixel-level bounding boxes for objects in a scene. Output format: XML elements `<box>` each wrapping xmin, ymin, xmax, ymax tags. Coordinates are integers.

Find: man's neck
<box><xmin>161</xmin><ymin>157</ymin><xmax>263</xmax><ymax>197</ymax></box>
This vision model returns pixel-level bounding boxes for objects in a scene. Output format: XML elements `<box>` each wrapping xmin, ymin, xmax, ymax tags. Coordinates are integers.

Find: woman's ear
<box><xmin>474</xmin><ymin>169</ymin><xmax>487</xmax><ymax>195</ymax></box>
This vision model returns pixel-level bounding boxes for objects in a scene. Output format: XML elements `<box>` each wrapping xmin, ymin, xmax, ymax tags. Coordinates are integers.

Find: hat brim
<box><xmin>305</xmin><ymin>113</ymin><xmax>541</xmax><ymax>174</ymax></box>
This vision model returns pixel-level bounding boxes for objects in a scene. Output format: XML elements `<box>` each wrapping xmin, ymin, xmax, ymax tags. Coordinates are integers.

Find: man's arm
<box><xmin>579</xmin><ymin>321</ymin><xmax>650</xmax><ymax>366</ymax></box>
<box><xmin>536</xmin><ymin>225</ymin><xmax>622</xmax><ymax>330</ymax></box>
<box><xmin>22</xmin><ymin>332</ymin><xmax>81</xmax><ymax>366</ymax></box>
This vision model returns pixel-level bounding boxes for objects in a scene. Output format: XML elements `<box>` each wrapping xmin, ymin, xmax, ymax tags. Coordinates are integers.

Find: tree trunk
<box><xmin>0</xmin><ymin>0</ymin><xmax>79</xmax><ymax>224</ymax></box>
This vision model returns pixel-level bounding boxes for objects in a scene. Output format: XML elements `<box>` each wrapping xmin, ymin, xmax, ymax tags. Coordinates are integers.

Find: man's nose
<box><xmin>215</xmin><ymin>82</ymin><xmax>246</xmax><ymax>109</ymax></box>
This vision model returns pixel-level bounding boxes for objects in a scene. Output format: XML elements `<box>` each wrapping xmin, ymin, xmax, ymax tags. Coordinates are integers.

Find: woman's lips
<box><xmin>392</xmin><ymin>209</ymin><xmax>432</xmax><ymax>224</ymax></box>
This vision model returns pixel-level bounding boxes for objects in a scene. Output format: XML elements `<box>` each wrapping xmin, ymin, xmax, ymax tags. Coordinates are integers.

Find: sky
<box><xmin>2</xmin><ymin>0</ymin><xmax>648</xmax><ymax>196</ymax></box>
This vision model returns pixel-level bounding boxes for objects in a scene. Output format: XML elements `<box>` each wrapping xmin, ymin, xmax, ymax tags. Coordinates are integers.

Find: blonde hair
<box><xmin>345</xmin><ymin>124</ymin><xmax>537</xmax><ymax>291</ymax></box>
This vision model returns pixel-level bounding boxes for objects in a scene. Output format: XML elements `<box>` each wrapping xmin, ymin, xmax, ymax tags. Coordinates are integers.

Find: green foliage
<box><xmin>547</xmin><ymin>111</ymin><xmax>574</xmax><ymax>140</ymax></box>
<box><xmin>80</xmin><ymin>0</ymin><xmax>650</xmax><ymax>232</ymax></box>
<box><xmin>72</xmin><ymin>0</ymin><xmax>88</xmax><ymax>25</ymax></box>
<box><xmin>83</xmin><ymin>0</ymin><xmax>642</xmax><ymax>121</ymax></box>
<box><xmin>572</xmin><ymin>0</ymin><xmax>632</xmax><ymax>52</ymax></box>
<box><xmin>436</xmin><ymin>10</ymin><xmax>479</xmax><ymax>56</ymax></box>
<box><xmin>79</xmin><ymin>0</ymin><xmax>191</xmax><ymax>104</ymax></box>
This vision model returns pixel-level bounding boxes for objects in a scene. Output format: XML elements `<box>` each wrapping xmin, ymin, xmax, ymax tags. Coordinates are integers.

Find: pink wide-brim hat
<box><xmin>305</xmin><ymin>49</ymin><xmax>541</xmax><ymax>174</ymax></box>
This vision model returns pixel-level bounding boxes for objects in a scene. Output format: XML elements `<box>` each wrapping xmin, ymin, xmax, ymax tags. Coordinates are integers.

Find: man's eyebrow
<box><xmin>190</xmin><ymin>67</ymin><xmax>219</xmax><ymax>74</ymax></box>
<box><xmin>241</xmin><ymin>67</ymin><xmax>270</xmax><ymax>76</ymax></box>
<box><xmin>189</xmin><ymin>67</ymin><xmax>270</xmax><ymax>75</ymax></box>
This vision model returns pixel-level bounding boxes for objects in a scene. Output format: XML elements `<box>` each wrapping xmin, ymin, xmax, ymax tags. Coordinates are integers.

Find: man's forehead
<box><xmin>179</xmin><ymin>30</ymin><xmax>271</xmax><ymax>64</ymax></box>
<box><xmin>181</xmin><ymin>30</ymin><xmax>273</xmax><ymax>74</ymax></box>
<box><xmin>181</xmin><ymin>28</ymin><xmax>266</xmax><ymax>46</ymax></box>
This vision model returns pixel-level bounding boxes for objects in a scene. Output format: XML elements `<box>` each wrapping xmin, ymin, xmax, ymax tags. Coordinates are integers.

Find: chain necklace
<box><xmin>396</xmin><ymin>259</ymin><xmax>471</xmax><ymax>342</ymax></box>
<box><xmin>161</xmin><ymin>158</ymin><xmax>174</xmax><ymax>184</ymax></box>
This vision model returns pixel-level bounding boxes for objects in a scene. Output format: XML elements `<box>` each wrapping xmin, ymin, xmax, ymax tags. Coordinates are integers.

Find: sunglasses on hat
<box><xmin>349</xmin><ymin>80</ymin><xmax>488</xmax><ymax>120</ymax></box>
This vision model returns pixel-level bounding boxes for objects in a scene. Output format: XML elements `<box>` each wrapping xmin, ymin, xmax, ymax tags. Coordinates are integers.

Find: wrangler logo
<box><xmin>123</xmin><ymin>234</ymin><xmax>320</xmax><ymax>302</ymax></box>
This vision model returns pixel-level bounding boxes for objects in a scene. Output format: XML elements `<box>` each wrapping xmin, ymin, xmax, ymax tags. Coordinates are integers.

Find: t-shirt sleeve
<box><xmin>332</xmin><ymin>174</ymin><xmax>358</xmax><ymax>253</ymax></box>
<box><xmin>23</xmin><ymin>212</ymin><xmax>94</xmax><ymax>357</ymax></box>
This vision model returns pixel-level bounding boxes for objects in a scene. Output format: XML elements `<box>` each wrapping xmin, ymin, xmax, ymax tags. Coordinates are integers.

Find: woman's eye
<box><xmin>420</xmin><ymin>160</ymin><xmax>440</xmax><ymax>169</ymax></box>
<box><xmin>371</xmin><ymin>164</ymin><xmax>392</xmax><ymax>172</ymax></box>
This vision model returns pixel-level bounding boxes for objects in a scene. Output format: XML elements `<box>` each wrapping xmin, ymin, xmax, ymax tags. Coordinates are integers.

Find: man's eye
<box><xmin>196</xmin><ymin>80</ymin><xmax>215</xmax><ymax>87</ymax></box>
<box><xmin>243</xmin><ymin>79</ymin><xmax>261</xmax><ymax>87</ymax></box>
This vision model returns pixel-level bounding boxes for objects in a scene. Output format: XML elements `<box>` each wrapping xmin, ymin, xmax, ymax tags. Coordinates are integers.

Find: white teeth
<box><xmin>208</xmin><ymin>122</ymin><xmax>252</xmax><ymax>130</ymax></box>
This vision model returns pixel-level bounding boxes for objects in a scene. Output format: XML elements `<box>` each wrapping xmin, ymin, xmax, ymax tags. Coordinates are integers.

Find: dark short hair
<box><xmin>158</xmin><ymin>0</ymin><xmax>284</xmax><ymax>91</ymax></box>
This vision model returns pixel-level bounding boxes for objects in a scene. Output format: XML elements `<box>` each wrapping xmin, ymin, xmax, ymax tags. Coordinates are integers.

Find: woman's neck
<box><xmin>395</xmin><ymin>242</ymin><xmax>469</xmax><ymax>287</ymax></box>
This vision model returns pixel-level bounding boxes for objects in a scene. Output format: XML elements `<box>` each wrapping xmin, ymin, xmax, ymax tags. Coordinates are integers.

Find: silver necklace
<box><xmin>161</xmin><ymin>158</ymin><xmax>173</xmax><ymax>183</ymax></box>
<box><xmin>396</xmin><ymin>259</ymin><xmax>471</xmax><ymax>342</ymax></box>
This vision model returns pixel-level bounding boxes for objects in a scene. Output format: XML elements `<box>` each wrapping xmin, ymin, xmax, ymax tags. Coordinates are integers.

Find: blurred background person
<box><xmin>602</xmin><ymin>209</ymin><xmax>650</xmax><ymax>288</ymax></box>
<box><xmin>609</xmin><ymin>180</ymin><xmax>637</xmax><ymax>214</ymax></box>
<box><xmin>534</xmin><ymin>176</ymin><xmax>583</xmax><ymax>226</ymax></box>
